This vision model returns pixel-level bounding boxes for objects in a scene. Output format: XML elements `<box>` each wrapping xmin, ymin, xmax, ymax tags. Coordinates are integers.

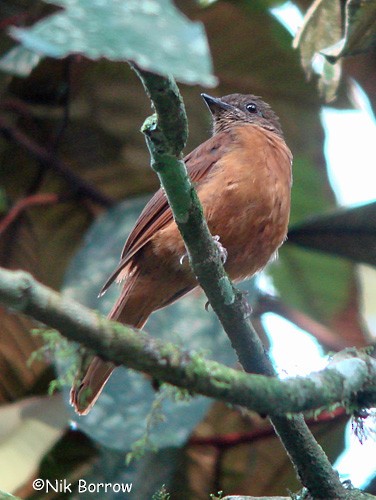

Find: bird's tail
<box><xmin>70</xmin><ymin>356</ymin><xmax>115</xmax><ymax>415</ymax></box>
<box><xmin>70</xmin><ymin>270</ymin><xmax>150</xmax><ymax>415</ymax></box>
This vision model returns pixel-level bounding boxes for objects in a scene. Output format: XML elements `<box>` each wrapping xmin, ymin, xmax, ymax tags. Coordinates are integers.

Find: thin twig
<box><xmin>0</xmin><ymin>116</ymin><xmax>113</xmax><ymax>207</ymax></box>
<box><xmin>0</xmin><ymin>193</ymin><xmax>59</xmax><ymax>236</ymax></box>
<box><xmin>189</xmin><ymin>407</ymin><xmax>346</xmax><ymax>448</ymax></box>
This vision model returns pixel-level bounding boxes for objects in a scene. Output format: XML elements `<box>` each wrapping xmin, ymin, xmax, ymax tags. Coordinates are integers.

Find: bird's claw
<box><xmin>213</xmin><ymin>235</ymin><xmax>228</xmax><ymax>264</ymax></box>
<box><xmin>180</xmin><ymin>236</ymin><xmax>227</xmax><ymax>268</ymax></box>
<box><xmin>179</xmin><ymin>253</ymin><xmax>188</xmax><ymax>265</ymax></box>
<box><xmin>240</xmin><ymin>291</ymin><xmax>253</xmax><ymax>318</ymax></box>
<box><xmin>180</xmin><ymin>236</ymin><xmax>227</xmax><ymax>266</ymax></box>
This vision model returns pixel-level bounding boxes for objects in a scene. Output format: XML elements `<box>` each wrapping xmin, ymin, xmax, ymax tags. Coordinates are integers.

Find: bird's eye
<box><xmin>246</xmin><ymin>103</ymin><xmax>258</xmax><ymax>113</ymax></box>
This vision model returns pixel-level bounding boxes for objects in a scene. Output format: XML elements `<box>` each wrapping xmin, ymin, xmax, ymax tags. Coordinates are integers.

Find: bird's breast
<box><xmin>199</xmin><ymin>125</ymin><xmax>292</xmax><ymax>280</ymax></box>
<box><xmin>150</xmin><ymin>125</ymin><xmax>292</xmax><ymax>281</ymax></box>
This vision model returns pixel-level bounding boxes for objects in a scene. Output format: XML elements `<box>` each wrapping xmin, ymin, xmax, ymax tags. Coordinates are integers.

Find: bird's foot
<box><xmin>180</xmin><ymin>236</ymin><xmax>227</xmax><ymax>266</ymax></box>
<box><xmin>213</xmin><ymin>235</ymin><xmax>228</xmax><ymax>264</ymax></box>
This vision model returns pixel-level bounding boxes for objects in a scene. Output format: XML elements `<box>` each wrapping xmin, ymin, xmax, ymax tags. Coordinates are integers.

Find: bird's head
<box><xmin>201</xmin><ymin>93</ymin><xmax>283</xmax><ymax>137</ymax></box>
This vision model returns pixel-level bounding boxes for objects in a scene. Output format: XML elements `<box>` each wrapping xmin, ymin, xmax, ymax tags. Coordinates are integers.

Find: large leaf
<box><xmin>27</xmin><ymin>429</ymin><xmax>97</xmax><ymax>499</ymax></box>
<box><xmin>3</xmin><ymin>0</ymin><xmax>216</xmax><ymax>86</ymax></box>
<box><xmin>293</xmin><ymin>0</ymin><xmax>342</xmax><ymax>101</ymax></box>
<box><xmin>321</xmin><ymin>0</ymin><xmax>376</xmax><ymax>63</ymax></box>
<box><xmin>288</xmin><ymin>201</ymin><xmax>376</xmax><ymax>267</ymax></box>
<box><xmin>293</xmin><ymin>0</ymin><xmax>376</xmax><ymax>101</ymax></box>
<box><xmin>62</xmin><ymin>197</ymin><xmax>241</xmax><ymax>451</ymax></box>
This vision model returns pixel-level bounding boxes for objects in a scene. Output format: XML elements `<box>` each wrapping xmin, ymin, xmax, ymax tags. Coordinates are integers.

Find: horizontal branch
<box><xmin>0</xmin><ymin>267</ymin><xmax>375</xmax><ymax>416</ymax></box>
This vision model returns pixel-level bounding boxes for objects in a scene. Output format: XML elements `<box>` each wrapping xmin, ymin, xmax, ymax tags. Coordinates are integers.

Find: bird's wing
<box><xmin>100</xmin><ymin>131</ymin><xmax>231</xmax><ymax>295</ymax></box>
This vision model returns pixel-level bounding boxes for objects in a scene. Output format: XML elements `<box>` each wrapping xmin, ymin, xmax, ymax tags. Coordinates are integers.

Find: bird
<box><xmin>70</xmin><ymin>93</ymin><xmax>293</xmax><ymax>415</ymax></box>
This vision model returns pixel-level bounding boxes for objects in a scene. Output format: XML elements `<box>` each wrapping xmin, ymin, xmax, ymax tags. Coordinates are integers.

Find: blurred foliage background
<box><xmin>0</xmin><ymin>0</ymin><xmax>375</xmax><ymax>498</ymax></box>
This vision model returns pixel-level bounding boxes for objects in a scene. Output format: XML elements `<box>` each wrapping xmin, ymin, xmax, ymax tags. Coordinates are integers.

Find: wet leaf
<box><xmin>5</xmin><ymin>0</ymin><xmax>216</xmax><ymax>86</ymax></box>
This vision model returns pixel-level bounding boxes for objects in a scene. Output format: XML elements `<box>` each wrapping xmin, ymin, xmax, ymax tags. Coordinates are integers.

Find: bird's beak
<box><xmin>201</xmin><ymin>93</ymin><xmax>233</xmax><ymax>113</ymax></box>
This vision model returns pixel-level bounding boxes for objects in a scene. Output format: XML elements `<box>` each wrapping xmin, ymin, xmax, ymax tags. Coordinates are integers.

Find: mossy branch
<box><xmin>131</xmin><ymin>65</ymin><xmax>272</xmax><ymax>377</ymax></box>
<box><xmin>0</xmin><ymin>267</ymin><xmax>375</xmax><ymax>416</ymax></box>
<box><xmin>131</xmin><ymin>67</ymin><xmax>350</xmax><ymax>498</ymax></box>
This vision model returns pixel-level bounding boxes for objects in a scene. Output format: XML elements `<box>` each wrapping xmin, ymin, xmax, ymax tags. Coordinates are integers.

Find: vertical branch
<box><xmin>132</xmin><ymin>65</ymin><xmax>273</xmax><ymax>377</ymax></box>
<box><xmin>133</xmin><ymin>66</ymin><xmax>346</xmax><ymax>499</ymax></box>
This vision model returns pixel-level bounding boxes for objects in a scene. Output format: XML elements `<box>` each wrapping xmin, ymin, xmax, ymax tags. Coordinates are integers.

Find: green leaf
<box><xmin>288</xmin><ymin>155</ymin><xmax>332</xmax><ymax>226</ymax></box>
<box><xmin>288</xmin><ymin>201</ymin><xmax>376</xmax><ymax>267</ymax></box>
<box><xmin>321</xmin><ymin>0</ymin><xmax>376</xmax><ymax>63</ymax></box>
<box><xmin>8</xmin><ymin>0</ymin><xmax>217</xmax><ymax>86</ymax></box>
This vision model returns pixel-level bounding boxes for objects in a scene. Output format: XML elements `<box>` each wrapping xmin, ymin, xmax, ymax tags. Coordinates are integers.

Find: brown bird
<box><xmin>70</xmin><ymin>93</ymin><xmax>292</xmax><ymax>414</ymax></box>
